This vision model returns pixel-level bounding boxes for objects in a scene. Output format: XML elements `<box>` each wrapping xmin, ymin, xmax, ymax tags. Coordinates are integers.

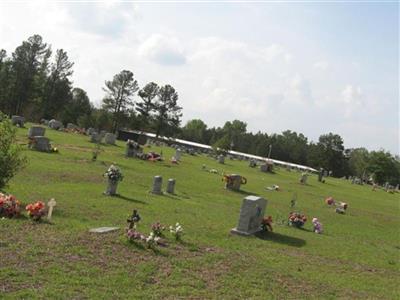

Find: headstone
<box><xmin>225</xmin><ymin>174</ymin><xmax>242</xmax><ymax>191</ymax></box>
<box><xmin>249</xmin><ymin>159</ymin><xmax>257</xmax><ymax>168</ymax></box>
<box><xmin>90</xmin><ymin>132</ymin><xmax>103</xmax><ymax>143</ymax></box>
<box><xmin>318</xmin><ymin>168</ymin><xmax>324</xmax><ymax>182</ymax></box>
<box><xmin>104</xmin><ymin>179</ymin><xmax>118</xmax><ymax>196</ymax></box>
<box><xmin>28</xmin><ymin>126</ymin><xmax>46</xmax><ymax>138</ymax></box>
<box><xmin>384</xmin><ymin>182</ymin><xmax>389</xmax><ymax>192</ymax></box>
<box><xmin>299</xmin><ymin>173</ymin><xmax>308</xmax><ymax>184</ymax></box>
<box><xmin>86</xmin><ymin>127</ymin><xmax>95</xmax><ymax>135</ymax></box>
<box><xmin>104</xmin><ymin>133</ymin><xmax>116</xmax><ymax>145</ymax></box>
<box><xmin>48</xmin><ymin>119</ymin><xmax>62</xmax><ymax>130</ymax></box>
<box><xmin>218</xmin><ymin>155</ymin><xmax>225</xmax><ymax>164</ymax></box>
<box><xmin>231</xmin><ymin>195</ymin><xmax>267</xmax><ymax>236</ymax></box>
<box><xmin>324</xmin><ymin>170</ymin><xmax>329</xmax><ymax>177</ymax></box>
<box><xmin>152</xmin><ymin>176</ymin><xmax>163</xmax><ymax>194</ymax></box>
<box><xmin>89</xmin><ymin>227</ymin><xmax>119</xmax><ymax>233</ymax></box>
<box><xmin>11</xmin><ymin>115</ymin><xmax>25</xmax><ymax>127</ymax></box>
<box><xmin>175</xmin><ymin>149</ymin><xmax>182</xmax><ymax>161</ymax></box>
<box><xmin>67</xmin><ymin>123</ymin><xmax>77</xmax><ymax>129</ymax></box>
<box><xmin>166</xmin><ymin>178</ymin><xmax>176</xmax><ymax>194</ymax></box>
<box><xmin>31</xmin><ymin>136</ymin><xmax>51</xmax><ymax>152</ymax></box>
<box><xmin>47</xmin><ymin>198</ymin><xmax>56</xmax><ymax>221</ymax></box>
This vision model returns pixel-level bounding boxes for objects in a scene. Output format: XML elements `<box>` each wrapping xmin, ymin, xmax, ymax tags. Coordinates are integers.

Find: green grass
<box><xmin>1</xmin><ymin>124</ymin><xmax>399</xmax><ymax>299</ymax></box>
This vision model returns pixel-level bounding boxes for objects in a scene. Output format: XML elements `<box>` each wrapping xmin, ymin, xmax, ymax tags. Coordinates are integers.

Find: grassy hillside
<box><xmin>1</xmin><ymin>124</ymin><xmax>399</xmax><ymax>299</ymax></box>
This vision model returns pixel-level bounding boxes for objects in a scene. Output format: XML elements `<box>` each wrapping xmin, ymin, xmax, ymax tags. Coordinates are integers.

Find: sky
<box><xmin>0</xmin><ymin>0</ymin><xmax>399</xmax><ymax>154</ymax></box>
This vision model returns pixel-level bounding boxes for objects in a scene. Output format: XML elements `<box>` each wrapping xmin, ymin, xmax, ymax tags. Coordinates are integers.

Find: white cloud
<box><xmin>138</xmin><ymin>34</ymin><xmax>186</xmax><ymax>66</ymax></box>
<box><xmin>313</xmin><ymin>60</ymin><xmax>330</xmax><ymax>70</ymax></box>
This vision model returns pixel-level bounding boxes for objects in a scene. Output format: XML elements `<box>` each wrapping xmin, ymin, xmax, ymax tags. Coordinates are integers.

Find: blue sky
<box><xmin>0</xmin><ymin>1</ymin><xmax>398</xmax><ymax>154</ymax></box>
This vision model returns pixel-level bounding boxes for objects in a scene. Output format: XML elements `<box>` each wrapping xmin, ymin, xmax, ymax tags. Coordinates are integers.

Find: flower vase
<box><xmin>105</xmin><ymin>179</ymin><xmax>118</xmax><ymax>196</ymax></box>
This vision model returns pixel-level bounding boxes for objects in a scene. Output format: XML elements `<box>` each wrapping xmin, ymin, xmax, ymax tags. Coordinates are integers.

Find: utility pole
<box><xmin>268</xmin><ymin>144</ymin><xmax>272</xmax><ymax>159</ymax></box>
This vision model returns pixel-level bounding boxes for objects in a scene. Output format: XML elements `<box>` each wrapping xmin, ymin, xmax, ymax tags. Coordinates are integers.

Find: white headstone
<box><xmin>48</xmin><ymin>119</ymin><xmax>62</xmax><ymax>130</ymax></box>
<box><xmin>104</xmin><ymin>179</ymin><xmax>118</xmax><ymax>196</ymax></box>
<box><xmin>47</xmin><ymin>198</ymin><xmax>56</xmax><ymax>221</ymax></box>
<box><xmin>218</xmin><ymin>155</ymin><xmax>225</xmax><ymax>164</ymax></box>
<box><xmin>231</xmin><ymin>195</ymin><xmax>267</xmax><ymax>236</ymax></box>
<box><xmin>89</xmin><ymin>227</ymin><xmax>119</xmax><ymax>233</ymax></box>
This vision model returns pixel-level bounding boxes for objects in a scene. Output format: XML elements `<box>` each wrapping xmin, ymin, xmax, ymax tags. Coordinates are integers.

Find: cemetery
<box><xmin>0</xmin><ymin>123</ymin><xmax>398</xmax><ymax>299</ymax></box>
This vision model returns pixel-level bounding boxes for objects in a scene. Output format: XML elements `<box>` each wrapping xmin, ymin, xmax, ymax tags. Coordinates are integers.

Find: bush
<box><xmin>0</xmin><ymin>112</ymin><xmax>26</xmax><ymax>190</ymax></box>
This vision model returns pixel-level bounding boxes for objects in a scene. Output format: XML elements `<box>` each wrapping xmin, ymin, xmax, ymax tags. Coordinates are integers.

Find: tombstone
<box><xmin>90</xmin><ymin>132</ymin><xmax>103</xmax><ymax>143</ymax></box>
<box><xmin>67</xmin><ymin>123</ymin><xmax>77</xmax><ymax>129</ymax></box>
<box><xmin>30</xmin><ymin>136</ymin><xmax>51</xmax><ymax>152</ymax></box>
<box><xmin>47</xmin><ymin>198</ymin><xmax>56</xmax><ymax>221</ymax></box>
<box><xmin>384</xmin><ymin>182</ymin><xmax>389</xmax><ymax>192</ymax></box>
<box><xmin>104</xmin><ymin>179</ymin><xmax>118</xmax><ymax>196</ymax></box>
<box><xmin>286</xmin><ymin>165</ymin><xmax>291</xmax><ymax>172</ymax></box>
<box><xmin>225</xmin><ymin>174</ymin><xmax>243</xmax><ymax>191</ymax></box>
<box><xmin>231</xmin><ymin>195</ymin><xmax>267</xmax><ymax>236</ymax></box>
<box><xmin>86</xmin><ymin>127</ymin><xmax>95</xmax><ymax>136</ymax></box>
<box><xmin>396</xmin><ymin>184</ymin><xmax>399</xmax><ymax>191</ymax></box>
<box><xmin>104</xmin><ymin>133</ymin><xmax>116</xmax><ymax>145</ymax></box>
<box><xmin>323</xmin><ymin>170</ymin><xmax>329</xmax><ymax>177</ymax></box>
<box><xmin>11</xmin><ymin>115</ymin><xmax>25</xmax><ymax>127</ymax></box>
<box><xmin>89</xmin><ymin>227</ymin><xmax>119</xmax><ymax>233</ymax></box>
<box><xmin>218</xmin><ymin>155</ymin><xmax>225</xmax><ymax>164</ymax></box>
<box><xmin>40</xmin><ymin>118</ymin><xmax>49</xmax><ymax>125</ymax></box>
<box><xmin>299</xmin><ymin>173</ymin><xmax>308</xmax><ymax>185</ymax></box>
<box><xmin>152</xmin><ymin>176</ymin><xmax>163</xmax><ymax>194</ymax></box>
<box><xmin>166</xmin><ymin>179</ymin><xmax>176</xmax><ymax>194</ymax></box>
<box><xmin>175</xmin><ymin>149</ymin><xmax>182</xmax><ymax>161</ymax></box>
<box><xmin>249</xmin><ymin>159</ymin><xmax>257</xmax><ymax>168</ymax></box>
<box><xmin>260</xmin><ymin>162</ymin><xmax>273</xmax><ymax>173</ymax></box>
<box><xmin>28</xmin><ymin>126</ymin><xmax>46</xmax><ymax>138</ymax></box>
<box><xmin>318</xmin><ymin>168</ymin><xmax>324</xmax><ymax>182</ymax></box>
<box><xmin>48</xmin><ymin>119</ymin><xmax>62</xmax><ymax>130</ymax></box>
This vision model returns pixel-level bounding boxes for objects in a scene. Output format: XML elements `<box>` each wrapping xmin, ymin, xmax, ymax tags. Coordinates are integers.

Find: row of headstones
<box><xmin>87</xmin><ymin>129</ymin><xmax>116</xmax><ymax>145</ymax></box>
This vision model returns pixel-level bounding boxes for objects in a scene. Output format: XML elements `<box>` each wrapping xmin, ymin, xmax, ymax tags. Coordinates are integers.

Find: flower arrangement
<box><xmin>312</xmin><ymin>217</ymin><xmax>323</xmax><ymax>234</ymax></box>
<box><xmin>325</xmin><ymin>197</ymin><xmax>335</xmax><ymax>206</ymax></box>
<box><xmin>288</xmin><ymin>212</ymin><xmax>307</xmax><ymax>228</ymax></box>
<box><xmin>26</xmin><ymin>201</ymin><xmax>46</xmax><ymax>221</ymax></box>
<box><xmin>127</xmin><ymin>228</ymin><xmax>146</xmax><ymax>242</ymax></box>
<box><xmin>104</xmin><ymin>164</ymin><xmax>123</xmax><ymax>182</ymax></box>
<box><xmin>0</xmin><ymin>193</ymin><xmax>21</xmax><ymax>218</ymax></box>
<box><xmin>169</xmin><ymin>223</ymin><xmax>184</xmax><ymax>240</ymax></box>
<box><xmin>261</xmin><ymin>216</ymin><xmax>273</xmax><ymax>232</ymax></box>
<box><xmin>151</xmin><ymin>221</ymin><xmax>166</xmax><ymax>237</ymax></box>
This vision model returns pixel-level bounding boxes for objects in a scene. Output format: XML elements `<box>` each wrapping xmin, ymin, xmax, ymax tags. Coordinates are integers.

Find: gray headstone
<box><xmin>166</xmin><ymin>178</ymin><xmax>176</xmax><ymax>194</ymax></box>
<box><xmin>90</xmin><ymin>132</ymin><xmax>103</xmax><ymax>143</ymax></box>
<box><xmin>31</xmin><ymin>136</ymin><xmax>51</xmax><ymax>152</ymax></box>
<box><xmin>218</xmin><ymin>155</ymin><xmax>225</xmax><ymax>164</ymax></box>
<box><xmin>28</xmin><ymin>126</ymin><xmax>46</xmax><ymax>138</ymax></box>
<box><xmin>104</xmin><ymin>179</ymin><xmax>118</xmax><ymax>196</ymax></box>
<box><xmin>300</xmin><ymin>173</ymin><xmax>308</xmax><ymax>184</ymax></box>
<box><xmin>48</xmin><ymin>119</ymin><xmax>62</xmax><ymax>130</ymax></box>
<box><xmin>86</xmin><ymin>127</ymin><xmax>95</xmax><ymax>135</ymax></box>
<box><xmin>225</xmin><ymin>174</ymin><xmax>242</xmax><ymax>191</ymax></box>
<box><xmin>67</xmin><ymin>123</ymin><xmax>77</xmax><ymax>129</ymax></box>
<box><xmin>11</xmin><ymin>115</ymin><xmax>25</xmax><ymax>127</ymax></box>
<box><xmin>175</xmin><ymin>149</ymin><xmax>182</xmax><ymax>160</ymax></box>
<box><xmin>318</xmin><ymin>168</ymin><xmax>324</xmax><ymax>182</ymax></box>
<box><xmin>231</xmin><ymin>195</ymin><xmax>267</xmax><ymax>236</ymax></box>
<box><xmin>260</xmin><ymin>164</ymin><xmax>269</xmax><ymax>172</ymax></box>
<box><xmin>104</xmin><ymin>133</ymin><xmax>116</xmax><ymax>145</ymax></box>
<box><xmin>249</xmin><ymin>160</ymin><xmax>257</xmax><ymax>168</ymax></box>
<box><xmin>152</xmin><ymin>176</ymin><xmax>163</xmax><ymax>194</ymax></box>
<box><xmin>89</xmin><ymin>227</ymin><xmax>119</xmax><ymax>233</ymax></box>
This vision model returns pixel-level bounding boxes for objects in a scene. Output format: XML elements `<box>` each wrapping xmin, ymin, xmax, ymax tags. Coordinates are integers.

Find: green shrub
<box><xmin>0</xmin><ymin>112</ymin><xmax>26</xmax><ymax>190</ymax></box>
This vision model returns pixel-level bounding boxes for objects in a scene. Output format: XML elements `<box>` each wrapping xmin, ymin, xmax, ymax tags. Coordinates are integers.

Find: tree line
<box><xmin>0</xmin><ymin>35</ymin><xmax>182</xmax><ymax>138</ymax></box>
<box><xmin>0</xmin><ymin>35</ymin><xmax>399</xmax><ymax>185</ymax></box>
